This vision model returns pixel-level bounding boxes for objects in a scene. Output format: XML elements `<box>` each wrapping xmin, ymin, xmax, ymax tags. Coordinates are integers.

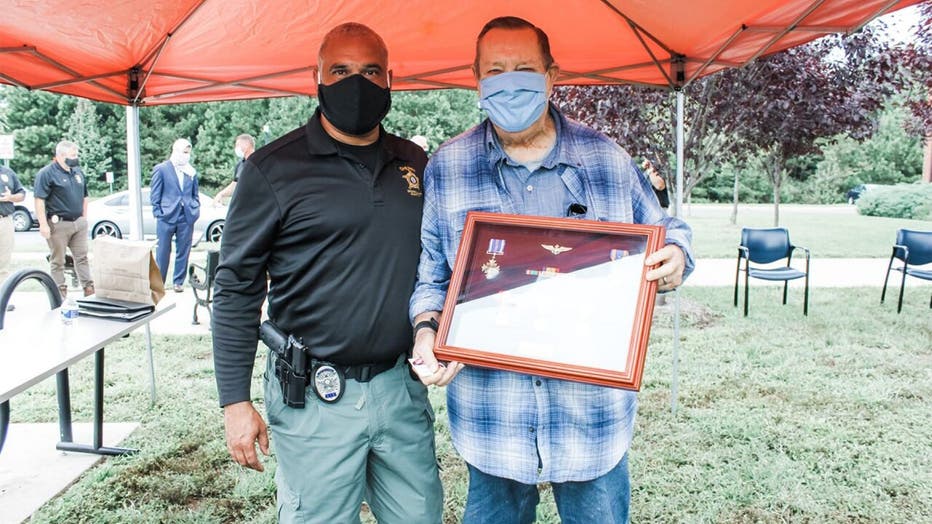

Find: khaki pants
<box><xmin>47</xmin><ymin>216</ymin><xmax>93</xmax><ymax>289</ymax></box>
<box><xmin>0</xmin><ymin>214</ymin><xmax>13</xmax><ymax>284</ymax></box>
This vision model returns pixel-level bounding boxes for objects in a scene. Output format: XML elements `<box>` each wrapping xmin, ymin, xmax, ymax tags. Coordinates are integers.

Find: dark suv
<box><xmin>845</xmin><ymin>184</ymin><xmax>878</xmax><ymax>204</ymax></box>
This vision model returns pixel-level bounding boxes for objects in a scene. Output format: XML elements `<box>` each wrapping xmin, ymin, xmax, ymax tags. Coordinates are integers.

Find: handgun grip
<box><xmin>259</xmin><ymin>320</ymin><xmax>288</xmax><ymax>356</ymax></box>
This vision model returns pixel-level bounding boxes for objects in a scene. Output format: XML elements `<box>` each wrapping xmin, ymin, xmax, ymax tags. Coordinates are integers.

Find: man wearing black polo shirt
<box><xmin>34</xmin><ymin>140</ymin><xmax>94</xmax><ymax>298</ymax></box>
<box><xmin>212</xmin><ymin>23</ymin><xmax>443</xmax><ymax>523</ymax></box>
<box><xmin>0</xmin><ymin>164</ymin><xmax>26</xmax><ymax>311</ymax></box>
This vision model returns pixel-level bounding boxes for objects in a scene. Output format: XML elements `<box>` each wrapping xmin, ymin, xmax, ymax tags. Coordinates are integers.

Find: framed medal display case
<box><xmin>435</xmin><ymin>211</ymin><xmax>666</xmax><ymax>391</ymax></box>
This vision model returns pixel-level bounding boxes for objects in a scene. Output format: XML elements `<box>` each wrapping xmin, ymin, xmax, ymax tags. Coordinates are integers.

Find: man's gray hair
<box><xmin>235</xmin><ymin>134</ymin><xmax>256</xmax><ymax>147</ymax></box>
<box><xmin>55</xmin><ymin>140</ymin><xmax>78</xmax><ymax>157</ymax></box>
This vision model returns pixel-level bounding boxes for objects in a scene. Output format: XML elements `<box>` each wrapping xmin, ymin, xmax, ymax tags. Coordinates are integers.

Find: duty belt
<box><xmin>304</xmin><ymin>357</ymin><xmax>397</xmax><ymax>403</ymax></box>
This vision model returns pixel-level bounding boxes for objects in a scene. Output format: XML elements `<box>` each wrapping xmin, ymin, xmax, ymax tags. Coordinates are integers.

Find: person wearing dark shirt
<box><xmin>213</xmin><ymin>133</ymin><xmax>255</xmax><ymax>206</ymax></box>
<box><xmin>34</xmin><ymin>140</ymin><xmax>94</xmax><ymax>298</ymax></box>
<box><xmin>211</xmin><ymin>23</ymin><xmax>442</xmax><ymax>523</ymax></box>
<box><xmin>0</xmin><ymin>164</ymin><xmax>26</xmax><ymax>311</ymax></box>
<box><xmin>641</xmin><ymin>158</ymin><xmax>670</xmax><ymax>209</ymax></box>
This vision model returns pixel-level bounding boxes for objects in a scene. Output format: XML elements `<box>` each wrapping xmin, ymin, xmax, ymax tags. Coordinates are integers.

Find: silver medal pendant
<box><xmin>313</xmin><ymin>365</ymin><xmax>344</xmax><ymax>403</ymax></box>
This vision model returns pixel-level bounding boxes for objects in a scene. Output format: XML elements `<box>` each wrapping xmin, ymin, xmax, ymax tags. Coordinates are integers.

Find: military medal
<box><xmin>526</xmin><ymin>266</ymin><xmax>560</xmax><ymax>278</ymax></box>
<box><xmin>481</xmin><ymin>238</ymin><xmax>505</xmax><ymax>279</ymax></box>
<box><xmin>75</xmin><ymin>175</ymin><xmax>82</xmax><ymax>184</ymax></box>
<box><xmin>541</xmin><ymin>244</ymin><xmax>573</xmax><ymax>255</ymax></box>
<box><xmin>312</xmin><ymin>364</ymin><xmax>344</xmax><ymax>403</ymax></box>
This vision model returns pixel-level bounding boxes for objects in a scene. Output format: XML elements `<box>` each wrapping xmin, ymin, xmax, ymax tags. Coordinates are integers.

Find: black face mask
<box><xmin>64</xmin><ymin>157</ymin><xmax>80</xmax><ymax>168</ymax></box>
<box><xmin>317</xmin><ymin>74</ymin><xmax>392</xmax><ymax>136</ymax></box>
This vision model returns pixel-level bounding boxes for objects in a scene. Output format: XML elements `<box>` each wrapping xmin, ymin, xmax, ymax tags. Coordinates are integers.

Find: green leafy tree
<box><xmin>67</xmin><ymin>99</ymin><xmax>112</xmax><ymax>192</ymax></box>
<box><xmin>384</xmin><ymin>90</ymin><xmax>480</xmax><ymax>152</ymax></box>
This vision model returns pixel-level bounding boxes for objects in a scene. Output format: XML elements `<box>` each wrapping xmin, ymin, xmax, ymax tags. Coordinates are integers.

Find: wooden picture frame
<box><xmin>435</xmin><ymin>211</ymin><xmax>666</xmax><ymax>390</ymax></box>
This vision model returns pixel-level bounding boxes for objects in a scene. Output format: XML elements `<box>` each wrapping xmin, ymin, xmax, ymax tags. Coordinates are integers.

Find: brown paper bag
<box><xmin>92</xmin><ymin>236</ymin><xmax>166</xmax><ymax>305</ymax></box>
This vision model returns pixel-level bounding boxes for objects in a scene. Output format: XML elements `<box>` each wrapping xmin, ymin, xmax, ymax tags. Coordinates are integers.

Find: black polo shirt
<box><xmin>34</xmin><ymin>161</ymin><xmax>88</xmax><ymax>219</ymax></box>
<box><xmin>0</xmin><ymin>166</ymin><xmax>25</xmax><ymax>217</ymax></box>
<box><xmin>212</xmin><ymin>111</ymin><xmax>428</xmax><ymax>407</ymax></box>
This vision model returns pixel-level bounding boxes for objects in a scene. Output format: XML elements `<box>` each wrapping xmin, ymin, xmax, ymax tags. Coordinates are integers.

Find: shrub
<box><xmin>856</xmin><ymin>183</ymin><xmax>932</xmax><ymax>220</ymax></box>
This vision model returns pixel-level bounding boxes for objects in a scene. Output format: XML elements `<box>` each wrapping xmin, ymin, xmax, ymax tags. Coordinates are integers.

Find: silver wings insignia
<box><xmin>541</xmin><ymin>244</ymin><xmax>573</xmax><ymax>255</ymax></box>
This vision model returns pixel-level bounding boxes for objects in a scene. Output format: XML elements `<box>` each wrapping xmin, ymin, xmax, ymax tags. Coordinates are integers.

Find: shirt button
<box><xmin>529</xmin><ymin>427</ymin><xmax>535</xmax><ymax>433</ymax></box>
<box><xmin>526</xmin><ymin>184</ymin><xmax>534</xmax><ymax>192</ymax></box>
<box><xmin>535</xmin><ymin>380</ymin><xmax>542</xmax><ymax>386</ymax></box>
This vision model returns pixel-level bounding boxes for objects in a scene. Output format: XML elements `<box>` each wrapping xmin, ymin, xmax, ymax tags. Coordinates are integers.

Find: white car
<box><xmin>87</xmin><ymin>188</ymin><xmax>226</xmax><ymax>245</ymax></box>
<box><xmin>12</xmin><ymin>189</ymin><xmax>38</xmax><ymax>232</ymax></box>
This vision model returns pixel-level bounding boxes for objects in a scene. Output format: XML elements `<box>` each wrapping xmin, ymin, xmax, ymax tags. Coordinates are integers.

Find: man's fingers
<box><xmin>434</xmin><ymin>361</ymin><xmax>464</xmax><ymax>386</ymax></box>
<box><xmin>257</xmin><ymin>423</ymin><xmax>270</xmax><ymax>456</ymax></box>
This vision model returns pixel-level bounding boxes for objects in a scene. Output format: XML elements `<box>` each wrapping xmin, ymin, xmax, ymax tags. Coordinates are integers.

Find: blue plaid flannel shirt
<box><xmin>410</xmin><ymin>105</ymin><xmax>694</xmax><ymax>484</ymax></box>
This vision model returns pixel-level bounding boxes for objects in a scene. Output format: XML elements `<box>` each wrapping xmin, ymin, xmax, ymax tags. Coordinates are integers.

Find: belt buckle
<box><xmin>312</xmin><ymin>362</ymin><xmax>345</xmax><ymax>403</ymax></box>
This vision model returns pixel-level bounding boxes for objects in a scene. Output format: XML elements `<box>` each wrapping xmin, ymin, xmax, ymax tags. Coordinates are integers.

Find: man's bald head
<box><xmin>318</xmin><ymin>22</ymin><xmax>388</xmax><ymax>67</ymax></box>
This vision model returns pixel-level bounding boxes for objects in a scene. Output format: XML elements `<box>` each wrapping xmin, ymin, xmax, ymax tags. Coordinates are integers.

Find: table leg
<box><xmin>145</xmin><ymin>323</ymin><xmax>157</xmax><ymax>405</ymax></box>
<box><xmin>56</xmin><ymin>348</ymin><xmax>137</xmax><ymax>456</ymax></box>
<box><xmin>56</xmin><ymin>369</ymin><xmax>73</xmax><ymax>443</ymax></box>
<box><xmin>0</xmin><ymin>401</ymin><xmax>9</xmax><ymax>454</ymax></box>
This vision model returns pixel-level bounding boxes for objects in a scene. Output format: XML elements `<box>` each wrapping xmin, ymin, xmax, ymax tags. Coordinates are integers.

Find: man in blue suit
<box><xmin>150</xmin><ymin>138</ymin><xmax>200</xmax><ymax>292</ymax></box>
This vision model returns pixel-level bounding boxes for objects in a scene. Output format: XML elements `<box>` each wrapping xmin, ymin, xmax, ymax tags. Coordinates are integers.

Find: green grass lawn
<box><xmin>13</xmin><ymin>286</ymin><xmax>931</xmax><ymax>523</ymax></box>
<box><xmin>677</xmin><ymin>204</ymin><xmax>930</xmax><ymax>258</ymax></box>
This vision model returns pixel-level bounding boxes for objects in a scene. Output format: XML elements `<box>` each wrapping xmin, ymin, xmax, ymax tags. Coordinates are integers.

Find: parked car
<box><xmin>845</xmin><ymin>183</ymin><xmax>879</xmax><ymax>204</ymax></box>
<box><xmin>12</xmin><ymin>189</ymin><xmax>38</xmax><ymax>232</ymax></box>
<box><xmin>87</xmin><ymin>188</ymin><xmax>226</xmax><ymax>245</ymax></box>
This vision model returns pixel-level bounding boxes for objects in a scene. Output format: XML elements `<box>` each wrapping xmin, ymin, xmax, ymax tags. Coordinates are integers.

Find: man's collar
<box><xmin>304</xmin><ymin>109</ymin><xmax>411</xmax><ymax>164</ymax></box>
<box><xmin>485</xmin><ymin>103</ymin><xmax>566</xmax><ymax>170</ymax></box>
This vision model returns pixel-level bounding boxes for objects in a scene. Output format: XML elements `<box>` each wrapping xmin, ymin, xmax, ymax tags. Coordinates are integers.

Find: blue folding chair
<box><xmin>734</xmin><ymin>227</ymin><xmax>810</xmax><ymax>317</ymax></box>
<box><xmin>881</xmin><ymin>229</ymin><xmax>932</xmax><ymax>313</ymax></box>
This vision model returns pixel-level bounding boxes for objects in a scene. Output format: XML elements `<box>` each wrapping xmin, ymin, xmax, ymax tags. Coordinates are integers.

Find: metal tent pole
<box><xmin>126</xmin><ymin>105</ymin><xmax>143</xmax><ymax>242</ymax></box>
<box><xmin>671</xmin><ymin>89</ymin><xmax>685</xmax><ymax>415</ymax></box>
<box><xmin>125</xmin><ymin>105</ymin><xmax>157</xmax><ymax>404</ymax></box>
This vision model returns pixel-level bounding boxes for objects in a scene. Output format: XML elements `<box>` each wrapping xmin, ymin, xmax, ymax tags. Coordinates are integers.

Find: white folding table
<box><xmin>0</xmin><ymin>301</ymin><xmax>174</xmax><ymax>455</ymax></box>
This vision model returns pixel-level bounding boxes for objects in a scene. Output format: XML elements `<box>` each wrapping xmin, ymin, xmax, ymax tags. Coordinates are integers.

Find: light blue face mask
<box><xmin>478</xmin><ymin>71</ymin><xmax>549</xmax><ymax>133</ymax></box>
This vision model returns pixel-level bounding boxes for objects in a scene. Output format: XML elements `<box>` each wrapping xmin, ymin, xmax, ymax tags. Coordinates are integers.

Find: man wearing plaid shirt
<box><xmin>409</xmin><ymin>16</ymin><xmax>694</xmax><ymax>524</ymax></box>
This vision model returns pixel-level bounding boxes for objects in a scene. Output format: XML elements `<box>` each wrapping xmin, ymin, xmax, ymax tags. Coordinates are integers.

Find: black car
<box><xmin>845</xmin><ymin>184</ymin><xmax>878</xmax><ymax>204</ymax></box>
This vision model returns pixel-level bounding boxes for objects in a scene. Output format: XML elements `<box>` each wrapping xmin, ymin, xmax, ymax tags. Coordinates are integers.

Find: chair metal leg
<box><xmin>734</xmin><ymin>259</ymin><xmax>741</xmax><ymax>307</ymax></box>
<box><xmin>897</xmin><ymin>268</ymin><xmax>907</xmax><ymax>313</ymax></box>
<box><xmin>744</xmin><ymin>270</ymin><xmax>750</xmax><ymax>317</ymax></box>
<box><xmin>881</xmin><ymin>255</ymin><xmax>894</xmax><ymax>304</ymax></box>
<box><xmin>782</xmin><ymin>281</ymin><xmax>789</xmax><ymax>305</ymax></box>
<box><xmin>803</xmin><ymin>272</ymin><xmax>809</xmax><ymax>316</ymax></box>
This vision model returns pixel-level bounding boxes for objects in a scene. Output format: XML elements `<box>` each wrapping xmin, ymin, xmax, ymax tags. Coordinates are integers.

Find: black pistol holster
<box><xmin>259</xmin><ymin>320</ymin><xmax>309</xmax><ymax>408</ymax></box>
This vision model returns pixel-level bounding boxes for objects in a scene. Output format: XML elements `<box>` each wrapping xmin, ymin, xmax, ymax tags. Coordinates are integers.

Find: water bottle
<box><xmin>61</xmin><ymin>297</ymin><xmax>79</xmax><ymax>325</ymax></box>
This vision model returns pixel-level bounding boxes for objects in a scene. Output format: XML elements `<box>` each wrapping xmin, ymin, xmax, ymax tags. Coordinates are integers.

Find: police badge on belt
<box><xmin>312</xmin><ymin>363</ymin><xmax>345</xmax><ymax>403</ymax></box>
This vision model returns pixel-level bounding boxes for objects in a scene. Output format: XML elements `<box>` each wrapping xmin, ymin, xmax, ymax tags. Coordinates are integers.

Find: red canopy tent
<box><xmin>0</xmin><ymin>0</ymin><xmax>920</xmax><ymax>104</ymax></box>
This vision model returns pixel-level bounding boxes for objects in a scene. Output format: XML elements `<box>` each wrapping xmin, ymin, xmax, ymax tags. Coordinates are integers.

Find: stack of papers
<box><xmin>77</xmin><ymin>296</ymin><xmax>155</xmax><ymax>322</ymax></box>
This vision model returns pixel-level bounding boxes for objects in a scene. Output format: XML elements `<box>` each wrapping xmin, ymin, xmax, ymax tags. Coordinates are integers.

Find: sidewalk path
<box><xmin>684</xmin><ymin>258</ymin><xmax>930</xmax><ymax>288</ymax></box>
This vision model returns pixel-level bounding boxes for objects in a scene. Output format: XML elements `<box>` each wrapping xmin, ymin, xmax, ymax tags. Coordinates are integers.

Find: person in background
<box><xmin>0</xmin><ymin>163</ymin><xmax>26</xmax><ymax>310</ymax></box>
<box><xmin>150</xmin><ymin>138</ymin><xmax>200</xmax><ymax>293</ymax></box>
<box><xmin>641</xmin><ymin>158</ymin><xmax>670</xmax><ymax>210</ymax></box>
<box><xmin>213</xmin><ymin>133</ymin><xmax>256</xmax><ymax>206</ymax></box>
<box><xmin>211</xmin><ymin>22</ymin><xmax>443</xmax><ymax>523</ymax></box>
<box><xmin>409</xmin><ymin>16</ymin><xmax>693</xmax><ymax>523</ymax></box>
<box><xmin>410</xmin><ymin>134</ymin><xmax>429</xmax><ymax>153</ymax></box>
<box><xmin>34</xmin><ymin>140</ymin><xmax>94</xmax><ymax>299</ymax></box>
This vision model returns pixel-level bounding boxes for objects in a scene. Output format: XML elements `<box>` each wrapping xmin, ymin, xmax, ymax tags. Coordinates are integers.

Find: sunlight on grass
<box><xmin>13</xmin><ymin>288</ymin><xmax>931</xmax><ymax>523</ymax></box>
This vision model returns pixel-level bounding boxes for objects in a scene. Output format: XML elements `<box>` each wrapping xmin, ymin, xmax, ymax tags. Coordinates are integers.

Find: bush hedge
<box><xmin>856</xmin><ymin>183</ymin><xmax>932</xmax><ymax>220</ymax></box>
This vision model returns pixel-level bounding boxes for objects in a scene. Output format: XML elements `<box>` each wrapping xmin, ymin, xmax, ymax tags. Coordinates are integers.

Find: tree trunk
<box><xmin>772</xmin><ymin>158</ymin><xmax>783</xmax><ymax>227</ymax></box>
<box><xmin>923</xmin><ymin>133</ymin><xmax>931</xmax><ymax>184</ymax></box>
<box><xmin>730</xmin><ymin>167</ymin><xmax>739</xmax><ymax>225</ymax></box>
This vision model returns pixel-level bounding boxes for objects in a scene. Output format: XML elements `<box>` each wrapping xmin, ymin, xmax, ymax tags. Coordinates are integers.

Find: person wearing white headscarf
<box><xmin>150</xmin><ymin>138</ymin><xmax>201</xmax><ymax>292</ymax></box>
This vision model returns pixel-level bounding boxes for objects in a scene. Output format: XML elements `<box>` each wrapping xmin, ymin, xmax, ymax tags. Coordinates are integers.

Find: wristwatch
<box><xmin>413</xmin><ymin>317</ymin><xmax>439</xmax><ymax>340</ymax></box>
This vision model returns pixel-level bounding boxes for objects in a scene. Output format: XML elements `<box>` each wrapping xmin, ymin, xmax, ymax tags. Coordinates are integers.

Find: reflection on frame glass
<box><xmin>435</xmin><ymin>211</ymin><xmax>665</xmax><ymax>390</ymax></box>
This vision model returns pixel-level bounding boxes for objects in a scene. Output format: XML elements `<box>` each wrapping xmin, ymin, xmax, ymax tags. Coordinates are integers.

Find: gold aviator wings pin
<box><xmin>541</xmin><ymin>244</ymin><xmax>573</xmax><ymax>255</ymax></box>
